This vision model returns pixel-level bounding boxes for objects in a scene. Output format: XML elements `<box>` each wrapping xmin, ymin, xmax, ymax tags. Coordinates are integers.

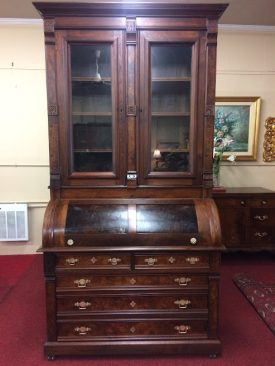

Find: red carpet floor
<box><xmin>0</xmin><ymin>253</ymin><xmax>274</xmax><ymax>366</ymax></box>
<box><xmin>0</xmin><ymin>254</ymin><xmax>36</xmax><ymax>302</ymax></box>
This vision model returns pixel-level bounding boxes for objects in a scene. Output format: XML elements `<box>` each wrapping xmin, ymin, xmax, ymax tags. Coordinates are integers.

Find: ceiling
<box><xmin>0</xmin><ymin>0</ymin><xmax>275</xmax><ymax>25</ymax></box>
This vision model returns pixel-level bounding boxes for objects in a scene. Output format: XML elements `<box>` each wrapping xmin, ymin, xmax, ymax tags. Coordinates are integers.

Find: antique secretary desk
<box><xmin>34</xmin><ymin>2</ymin><xmax>227</xmax><ymax>359</ymax></box>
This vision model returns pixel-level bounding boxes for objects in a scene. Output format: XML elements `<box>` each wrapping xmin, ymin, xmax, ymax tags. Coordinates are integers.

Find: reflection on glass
<box><xmin>70</xmin><ymin>44</ymin><xmax>113</xmax><ymax>172</ymax></box>
<box><xmin>66</xmin><ymin>205</ymin><xmax>129</xmax><ymax>234</ymax></box>
<box><xmin>150</xmin><ymin>45</ymin><xmax>192</xmax><ymax>172</ymax></box>
<box><xmin>136</xmin><ymin>205</ymin><xmax>198</xmax><ymax>233</ymax></box>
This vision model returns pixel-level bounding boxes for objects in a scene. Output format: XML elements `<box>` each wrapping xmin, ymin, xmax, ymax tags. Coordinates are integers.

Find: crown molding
<box><xmin>1</xmin><ymin>19</ymin><xmax>275</xmax><ymax>33</ymax></box>
<box><xmin>219</xmin><ymin>24</ymin><xmax>275</xmax><ymax>33</ymax></box>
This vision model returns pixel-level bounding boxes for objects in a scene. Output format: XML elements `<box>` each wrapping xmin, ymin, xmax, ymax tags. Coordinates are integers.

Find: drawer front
<box><xmin>57</xmin><ymin>319</ymin><xmax>208</xmax><ymax>339</ymax></box>
<box><xmin>56</xmin><ymin>254</ymin><xmax>131</xmax><ymax>269</ymax></box>
<box><xmin>57</xmin><ymin>293</ymin><xmax>208</xmax><ymax>313</ymax></box>
<box><xmin>248</xmin><ymin>228</ymin><xmax>274</xmax><ymax>243</ymax></box>
<box><xmin>135</xmin><ymin>253</ymin><xmax>209</xmax><ymax>270</ymax></box>
<box><xmin>250</xmin><ymin>208</ymin><xmax>275</xmax><ymax>226</ymax></box>
<box><xmin>214</xmin><ymin>198</ymin><xmax>247</xmax><ymax>207</ymax></box>
<box><xmin>248</xmin><ymin>198</ymin><xmax>275</xmax><ymax>208</ymax></box>
<box><xmin>56</xmin><ymin>273</ymin><xmax>208</xmax><ymax>290</ymax></box>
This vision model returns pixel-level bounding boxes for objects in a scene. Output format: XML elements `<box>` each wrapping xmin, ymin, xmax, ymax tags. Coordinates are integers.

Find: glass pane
<box><xmin>66</xmin><ymin>204</ymin><xmax>128</xmax><ymax>234</ymax></box>
<box><xmin>150</xmin><ymin>45</ymin><xmax>192</xmax><ymax>173</ymax></box>
<box><xmin>136</xmin><ymin>205</ymin><xmax>198</xmax><ymax>233</ymax></box>
<box><xmin>70</xmin><ymin>44</ymin><xmax>113</xmax><ymax>172</ymax></box>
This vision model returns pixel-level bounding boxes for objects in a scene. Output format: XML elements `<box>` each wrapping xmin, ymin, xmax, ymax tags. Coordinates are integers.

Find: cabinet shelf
<box><xmin>152</xmin><ymin>77</ymin><xmax>191</xmax><ymax>82</ymax></box>
<box><xmin>74</xmin><ymin>149</ymin><xmax>112</xmax><ymax>153</ymax></box>
<box><xmin>151</xmin><ymin>112</ymin><xmax>190</xmax><ymax>117</ymax></box>
<box><xmin>158</xmin><ymin>148</ymin><xmax>189</xmax><ymax>153</ymax></box>
<box><xmin>72</xmin><ymin>77</ymin><xmax>112</xmax><ymax>82</ymax></box>
<box><xmin>72</xmin><ymin>112</ymin><xmax>112</xmax><ymax>116</ymax></box>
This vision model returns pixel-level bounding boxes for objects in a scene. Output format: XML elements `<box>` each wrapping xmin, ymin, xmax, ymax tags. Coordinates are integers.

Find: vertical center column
<box><xmin>126</xmin><ymin>18</ymin><xmax>137</xmax><ymax>188</ymax></box>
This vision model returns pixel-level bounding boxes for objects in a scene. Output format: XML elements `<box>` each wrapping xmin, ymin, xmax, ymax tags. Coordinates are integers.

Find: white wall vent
<box><xmin>0</xmin><ymin>203</ymin><xmax>29</xmax><ymax>241</ymax></box>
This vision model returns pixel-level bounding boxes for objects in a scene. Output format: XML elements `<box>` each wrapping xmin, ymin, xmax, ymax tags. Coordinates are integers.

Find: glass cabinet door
<box><xmin>56</xmin><ymin>30</ymin><xmax>125</xmax><ymax>185</ymax></box>
<box><xmin>139</xmin><ymin>31</ymin><xmax>199</xmax><ymax>184</ymax></box>
<box><xmin>71</xmin><ymin>44</ymin><xmax>113</xmax><ymax>172</ymax></box>
<box><xmin>151</xmin><ymin>45</ymin><xmax>192</xmax><ymax>173</ymax></box>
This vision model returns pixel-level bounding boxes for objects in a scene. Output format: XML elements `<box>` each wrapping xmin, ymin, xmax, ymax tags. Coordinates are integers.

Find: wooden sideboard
<box><xmin>213</xmin><ymin>187</ymin><xmax>275</xmax><ymax>252</ymax></box>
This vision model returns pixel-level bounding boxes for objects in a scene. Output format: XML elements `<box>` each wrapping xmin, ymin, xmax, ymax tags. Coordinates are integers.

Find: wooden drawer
<box><xmin>248</xmin><ymin>198</ymin><xmax>275</xmax><ymax>208</ymax></box>
<box><xmin>250</xmin><ymin>209</ymin><xmax>275</xmax><ymax>226</ymax></box>
<box><xmin>214</xmin><ymin>198</ymin><xmax>247</xmax><ymax>207</ymax></box>
<box><xmin>56</xmin><ymin>254</ymin><xmax>131</xmax><ymax>270</ymax></box>
<box><xmin>248</xmin><ymin>228</ymin><xmax>274</xmax><ymax>244</ymax></box>
<box><xmin>135</xmin><ymin>253</ymin><xmax>209</xmax><ymax>270</ymax></box>
<box><xmin>57</xmin><ymin>319</ymin><xmax>208</xmax><ymax>339</ymax></box>
<box><xmin>57</xmin><ymin>293</ymin><xmax>208</xmax><ymax>313</ymax></box>
<box><xmin>56</xmin><ymin>273</ymin><xmax>208</xmax><ymax>290</ymax></box>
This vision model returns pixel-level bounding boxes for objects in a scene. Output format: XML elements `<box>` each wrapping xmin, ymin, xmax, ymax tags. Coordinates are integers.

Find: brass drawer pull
<box><xmin>144</xmin><ymin>257</ymin><xmax>158</xmax><ymax>266</ymax></box>
<box><xmin>174</xmin><ymin>325</ymin><xmax>191</xmax><ymax>334</ymax></box>
<box><xmin>240</xmin><ymin>200</ymin><xmax>245</xmax><ymax>206</ymax></box>
<box><xmin>168</xmin><ymin>257</ymin><xmax>176</xmax><ymax>264</ymax></box>
<box><xmin>174</xmin><ymin>277</ymin><xmax>191</xmax><ymax>286</ymax></box>
<box><xmin>254</xmin><ymin>215</ymin><xmax>268</xmax><ymax>221</ymax></box>
<box><xmin>186</xmin><ymin>257</ymin><xmax>200</xmax><ymax>265</ymax></box>
<box><xmin>65</xmin><ymin>258</ymin><xmax>79</xmax><ymax>266</ymax></box>
<box><xmin>74</xmin><ymin>301</ymin><xmax>92</xmax><ymax>310</ymax></box>
<box><xmin>174</xmin><ymin>299</ymin><xmax>191</xmax><ymax>309</ymax></box>
<box><xmin>130</xmin><ymin>327</ymin><xmax>136</xmax><ymax>334</ymax></box>
<box><xmin>90</xmin><ymin>257</ymin><xmax>97</xmax><ymax>264</ymax></box>
<box><xmin>108</xmin><ymin>257</ymin><xmax>122</xmax><ymax>266</ymax></box>
<box><xmin>261</xmin><ymin>200</ymin><xmax>267</xmax><ymax>205</ymax></box>
<box><xmin>74</xmin><ymin>278</ymin><xmax>91</xmax><ymax>288</ymax></box>
<box><xmin>74</xmin><ymin>326</ymin><xmax>91</xmax><ymax>335</ymax></box>
<box><xmin>254</xmin><ymin>232</ymin><xmax>268</xmax><ymax>238</ymax></box>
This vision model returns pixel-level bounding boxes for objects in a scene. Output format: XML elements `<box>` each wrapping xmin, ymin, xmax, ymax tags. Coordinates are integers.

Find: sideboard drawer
<box><xmin>250</xmin><ymin>209</ymin><xmax>275</xmax><ymax>226</ymax></box>
<box><xmin>57</xmin><ymin>293</ymin><xmax>208</xmax><ymax>313</ymax></box>
<box><xmin>248</xmin><ymin>198</ymin><xmax>275</xmax><ymax>208</ymax></box>
<box><xmin>57</xmin><ymin>319</ymin><xmax>208</xmax><ymax>340</ymax></box>
<box><xmin>56</xmin><ymin>273</ymin><xmax>208</xmax><ymax>290</ymax></box>
<box><xmin>135</xmin><ymin>253</ymin><xmax>209</xmax><ymax>270</ymax></box>
<box><xmin>248</xmin><ymin>229</ymin><xmax>273</xmax><ymax>243</ymax></box>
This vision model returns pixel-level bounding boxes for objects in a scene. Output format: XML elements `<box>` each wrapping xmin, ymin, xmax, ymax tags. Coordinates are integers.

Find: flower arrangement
<box><xmin>213</xmin><ymin>109</ymin><xmax>237</xmax><ymax>187</ymax></box>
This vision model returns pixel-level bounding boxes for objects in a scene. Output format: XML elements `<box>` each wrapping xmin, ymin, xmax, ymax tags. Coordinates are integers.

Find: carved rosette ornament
<box><xmin>263</xmin><ymin>117</ymin><xmax>275</xmax><ymax>162</ymax></box>
<box><xmin>48</xmin><ymin>104</ymin><xmax>58</xmax><ymax>116</ymax></box>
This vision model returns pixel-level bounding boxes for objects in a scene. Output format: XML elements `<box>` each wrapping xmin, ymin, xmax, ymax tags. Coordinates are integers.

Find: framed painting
<box><xmin>215</xmin><ymin>97</ymin><xmax>261</xmax><ymax>160</ymax></box>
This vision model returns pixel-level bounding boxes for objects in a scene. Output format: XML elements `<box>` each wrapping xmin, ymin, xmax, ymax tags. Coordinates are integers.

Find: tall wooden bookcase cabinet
<box><xmin>34</xmin><ymin>2</ymin><xmax>227</xmax><ymax>360</ymax></box>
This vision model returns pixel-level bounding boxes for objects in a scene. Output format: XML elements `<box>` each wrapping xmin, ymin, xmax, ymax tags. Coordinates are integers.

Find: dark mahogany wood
<box><xmin>213</xmin><ymin>187</ymin><xmax>275</xmax><ymax>252</ymax></box>
<box><xmin>33</xmin><ymin>1</ymin><xmax>227</xmax><ymax>359</ymax></box>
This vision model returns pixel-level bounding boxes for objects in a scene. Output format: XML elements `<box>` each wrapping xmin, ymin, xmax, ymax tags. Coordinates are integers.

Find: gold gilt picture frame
<box><xmin>263</xmin><ymin>117</ymin><xmax>275</xmax><ymax>162</ymax></box>
<box><xmin>215</xmin><ymin>97</ymin><xmax>261</xmax><ymax>160</ymax></box>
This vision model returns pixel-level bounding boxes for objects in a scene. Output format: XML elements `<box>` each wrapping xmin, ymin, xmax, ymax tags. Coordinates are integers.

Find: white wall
<box><xmin>0</xmin><ymin>21</ymin><xmax>49</xmax><ymax>254</ymax></box>
<box><xmin>0</xmin><ymin>21</ymin><xmax>274</xmax><ymax>254</ymax></box>
<box><xmin>216</xmin><ymin>26</ymin><xmax>275</xmax><ymax>188</ymax></box>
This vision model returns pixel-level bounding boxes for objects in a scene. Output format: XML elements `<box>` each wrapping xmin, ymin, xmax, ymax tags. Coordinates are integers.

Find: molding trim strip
<box><xmin>217</xmin><ymin>70</ymin><xmax>275</xmax><ymax>76</ymax></box>
<box><xmin>0</xmin><ymin>18</ymin><xmax>42</xmax><ymax>25</ymax></box>
<box><xmin>0</xmin><ymin>202</ymin><xmax>48</xmax><ymax>208</ymax></box>
<box><xmin>0</xmin><ymin>164</ymin><xmax>49</xmax><ymax>167</ymax></box>
<box><xmin>219</xmin><ymin>24</ymin><xmax>275</xmax><ymax>33</ymax></box>
<box><xmin>0</xmin><ymin>19</ymin><xmax>275</xmax><ymax>33</ymax></box>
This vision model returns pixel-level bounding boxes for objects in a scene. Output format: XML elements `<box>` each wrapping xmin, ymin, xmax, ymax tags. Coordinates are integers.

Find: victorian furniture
<box><xmin>34</xmin><ymin>2</ymin><xmax>227</xmax><ymax>359</ymax></box>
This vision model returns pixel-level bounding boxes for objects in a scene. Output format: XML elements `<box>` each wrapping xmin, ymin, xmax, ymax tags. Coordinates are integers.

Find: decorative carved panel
<box><xmin>263</xmin><ymin>117</ymin><xmax>275</xmax><ymax>162</ymax></box>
